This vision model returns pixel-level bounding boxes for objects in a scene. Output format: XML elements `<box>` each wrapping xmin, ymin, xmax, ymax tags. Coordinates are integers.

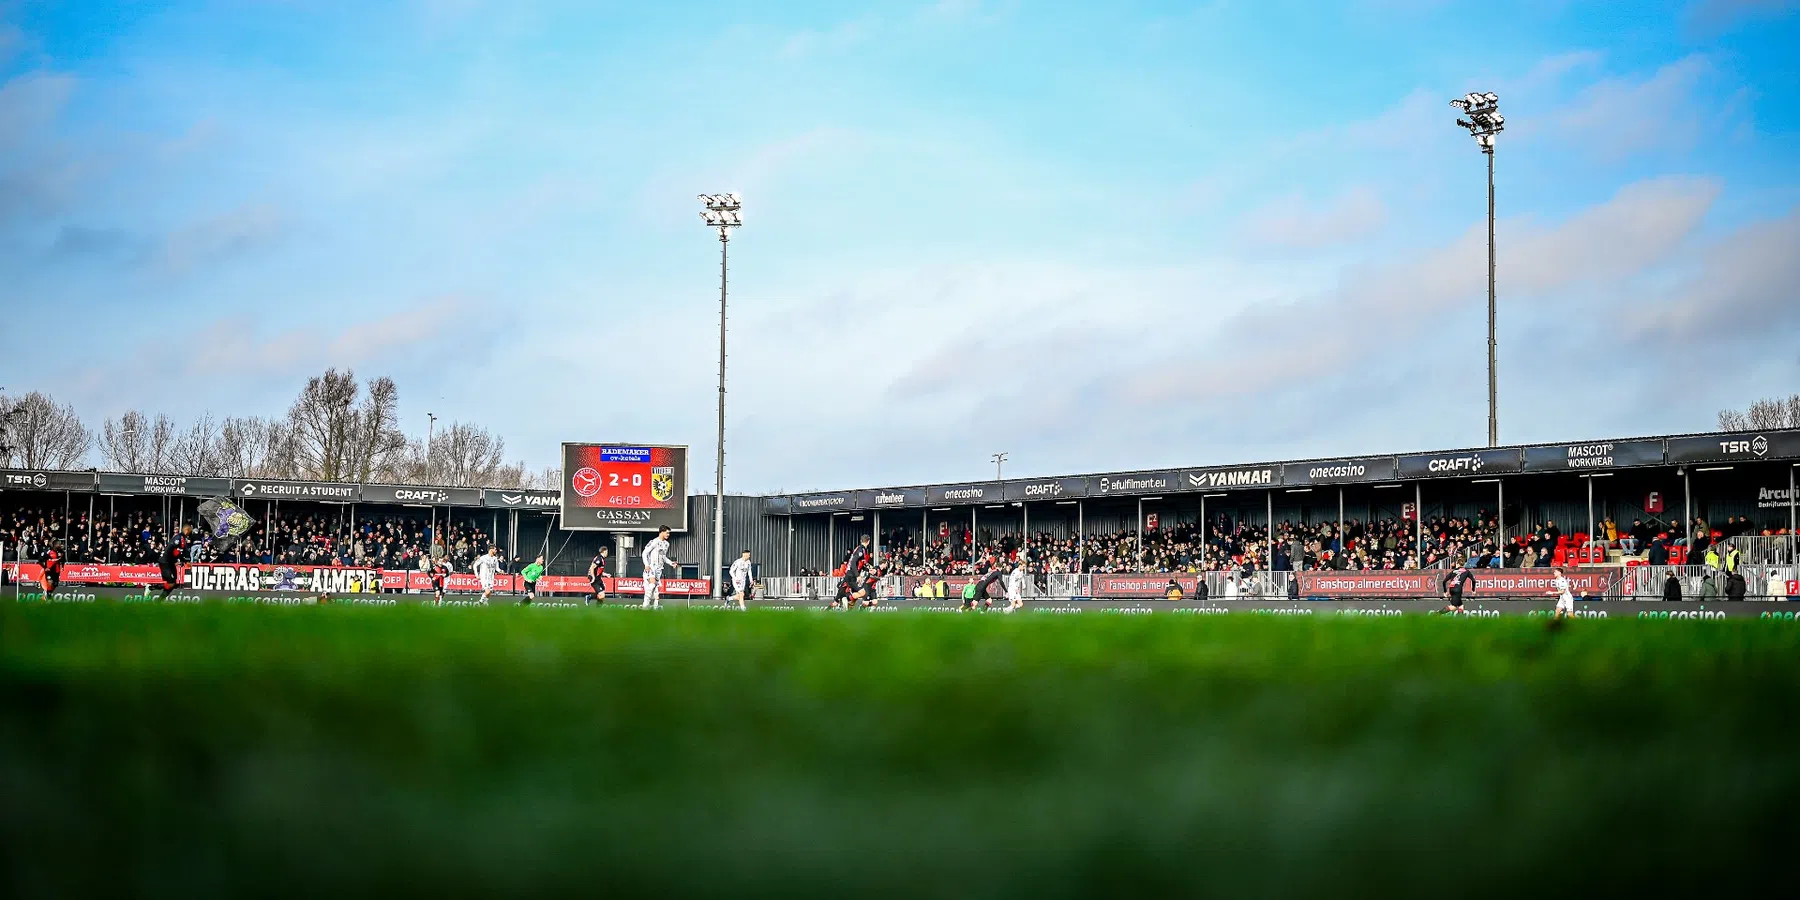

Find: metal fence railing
<box><xmin>1616</xmin><ymin>565</ymin><xmax>1796</xmax><ymax>601</ymax></box>
<box><xmin>761</xmin><ymin>565</ymin><xmax>1797</xmax><ymax>602</ymax></box>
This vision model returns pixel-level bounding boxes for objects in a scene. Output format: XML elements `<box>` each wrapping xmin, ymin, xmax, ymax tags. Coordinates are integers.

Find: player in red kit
<box><xmin>41</xmin><ymin>542</ymin><xmax>64</xmax><ymax>595</ymax></box>
<box><xmin>430</xmin><ymin>559</ymin><xmax>451</xmax><ymax>606</ymax></box>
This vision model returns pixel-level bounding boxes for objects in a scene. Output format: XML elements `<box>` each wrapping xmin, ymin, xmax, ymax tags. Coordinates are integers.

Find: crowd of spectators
<box><xmin>1</xmin><ymin>506</ymin><xmax>499</xmax><ymax>572</ymax></box>
<box><xmin>852</xmin><ymin>508</ymin><xmax>1797</xmax><ymax>576</ymax></box>
<box><xmin>867</xmin><ymin>514</ymin><xmax>1514</xmax><ymax>576</ymax></box>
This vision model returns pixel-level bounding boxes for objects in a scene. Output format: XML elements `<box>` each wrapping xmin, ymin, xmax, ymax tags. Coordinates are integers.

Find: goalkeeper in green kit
<box><xmin>521</xmin><ymin>555</ymin><xmax>546</xmax><ymax>603</ymax></box>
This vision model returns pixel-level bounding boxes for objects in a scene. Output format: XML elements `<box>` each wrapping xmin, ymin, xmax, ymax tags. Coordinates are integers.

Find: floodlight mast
<box><xmin>698</xmin><ymin>193</ymin><xmax>742</xmax><ymax>600</ymax></box>
<box><xmin>1450</xmin><ymin>92</ymin><xmax>1504</xmax><ymax>447</ymax></box>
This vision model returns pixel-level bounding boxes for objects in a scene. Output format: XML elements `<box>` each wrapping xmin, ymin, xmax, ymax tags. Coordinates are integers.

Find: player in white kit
<box><xmin>641</xmin><ymin>525</ymin><xmax>679</xmax><ymax>609</ymax></box>
<box><xmin>473</xmin><ymin>547</ymin><xmax>503</xmax><ymax>604</ymax></box>
<box><xmin>1004</xmin><ymin>561</ymin><xmax>1027</xmax><ymax>613</ymax></box>
<box><xmin>729</xmin><ymin>550</ymin><xmax>755</xmax><ymax>611</ymax></box>
<box><xmin>1548</xmin><ymin>567</ymin><xmax>1576</xmax><ymax>619</ymax></box>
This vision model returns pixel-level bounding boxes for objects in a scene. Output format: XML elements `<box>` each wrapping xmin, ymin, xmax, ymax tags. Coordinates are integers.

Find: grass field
<box><xmin>3</xmin><ymin>603</ymin><xmax>1798</xmax><ymax>897</ymax></box>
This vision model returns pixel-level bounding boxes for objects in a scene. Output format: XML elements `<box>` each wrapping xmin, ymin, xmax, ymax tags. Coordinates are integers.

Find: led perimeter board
<box><xmin>560</xmin><ymin>443</ymin><xmax>689</xmax><ymax>532</ymax></box>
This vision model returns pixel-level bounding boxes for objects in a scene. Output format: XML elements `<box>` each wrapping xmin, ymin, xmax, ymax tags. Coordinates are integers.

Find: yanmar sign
<box><xmin>484</xmin><ymin>490</ymin><xmax>559</xmax><ymax>509</ymax></box>
<box><xmin>1186</xmin><ymin>468</ymin><xmax>1274</xmax><ymax>490</ymax></box>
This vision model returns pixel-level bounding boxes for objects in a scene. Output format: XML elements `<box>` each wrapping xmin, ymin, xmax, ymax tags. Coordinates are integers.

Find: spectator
<box><xmin>1725</xmin><ymin>571</ymin><xmax>1747</xmax><ymax>602</ymax></box>
<box><xmin>1662</xmin><ymin>571</ymin><xmax>1682</xmax><ymax>603</ymax></box>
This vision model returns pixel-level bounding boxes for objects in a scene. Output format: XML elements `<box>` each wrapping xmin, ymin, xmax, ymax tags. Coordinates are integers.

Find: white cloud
<box><xmin>780</xmin><ymin>19</ymin><xmax>873</xmax><ymax>58</ymax></box>
<box><xmin>57</xmin><ymin>295</ymin><xmax>487</xmax><ymax>422</ymax></box>
<box><xmin>1553</xmin><ymin>56</ymin><xmax>1721</xmax><ymax>159</ymax></box>
<box><xmin>0</xmin><ymin>24</ymin><xmax>23</xmax><ymax>68</ymax></box>
<box><xmin>1243</xmin><ymin>186</ymin><xmax>1387</xmax><ymax>250</ymax></box>
<box><xmin>159</xmin><ymin>202</ymin><xmax>286</xmax><ymax>275</ymax></box>
<box><xmin>0</xmin><ymin>72</ymin><xmax>75</xmax><ymax>150</ymax></box>
<box><xmin>1686</xmin><ymin>0</ymin><xmax>1800</xmax><ymax>32</ymax></box>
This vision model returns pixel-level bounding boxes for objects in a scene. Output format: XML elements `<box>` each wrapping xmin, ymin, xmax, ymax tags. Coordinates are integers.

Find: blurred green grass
<box><xmin>3</xmin><ymin>603</ymin><xmax>1798</xmax><ymax>898</ymax></box>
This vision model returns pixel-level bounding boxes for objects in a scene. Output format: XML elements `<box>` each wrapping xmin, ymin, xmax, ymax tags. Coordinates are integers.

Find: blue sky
<box><xmin>2</xmin><ymin>0</ymin><xmax>1797</xmax><ymax>492</ymax></box>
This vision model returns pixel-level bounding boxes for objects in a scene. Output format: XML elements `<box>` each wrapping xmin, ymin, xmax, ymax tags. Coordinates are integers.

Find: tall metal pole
<box><xmin>1076</xmin><ymin>500</ymin><xmax>1084</xmax><ymax>573</ymax></box>
<box><xmin>1415</xmin><ymin>483</ymin><xmax>1424</xmax><ymax>564</ymax></box>
<box><xmin>712</xmin><ymin>233</ymin><xmax>728</xmax><ymax>599</ymax></box>
<box><xmin>1487</xmin><ymin>148</ymin><xmax>1498</xmax><ymax>448</ymax></box>
<box><xmin>1586</xmin><ymin>476</ymin><xmax>1595</xmax><ymax>565</ymax></box>
<box><xmin>1136</xmin><ymin>497</ymin><xmax>1144</xmax><ymax>570</ymax></box>
<box><xmin>699</xmin><ymin>193</ymin><xmax>740</xmax><ymax>596</ymax></box>
<box><xmin>1683</xmin><ymin>471</ymin><xmax>1692</xmax><ymax>553</ymax></box>
<box><xmin>1496</xmin><ymin>480</ymin><xmax>1505</xmax><ymax>564</ymax></box>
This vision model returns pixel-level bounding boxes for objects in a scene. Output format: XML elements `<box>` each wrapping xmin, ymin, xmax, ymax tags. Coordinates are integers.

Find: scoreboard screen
<box><xmin>560</xmin><ymin>443</ymin><xmax>688</xmax><ymax>532</ymax></box>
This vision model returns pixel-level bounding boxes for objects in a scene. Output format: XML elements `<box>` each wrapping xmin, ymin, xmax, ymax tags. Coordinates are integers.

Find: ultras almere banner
<box><xmin>4</xmin><ymin>562</ymin><xmax>712</xmax><ymax>596</ymax></box>
<box><xmin>14</xmin><ymin>590</ymin><xmax>1788</xmax><ymax>619</ymax></box>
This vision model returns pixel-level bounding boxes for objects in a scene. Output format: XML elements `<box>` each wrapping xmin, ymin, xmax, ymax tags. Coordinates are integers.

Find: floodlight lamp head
<box><xmin>1450</xmin><ymin>98</ymin><xmax>1470</xmax><ymax>110</ymax></box>
<box><xmin>1483</xmin><ymin>92</ymin><xmax>1498</xmax><ymax>102</ymax></box>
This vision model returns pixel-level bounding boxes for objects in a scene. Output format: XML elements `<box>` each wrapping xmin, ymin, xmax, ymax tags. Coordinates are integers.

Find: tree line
<box><xmin>1718</xmin><ymin>392</ymin><xmax>1800</xmax><ymax>432</ymax></box>
<box><xmin>0</xmin><ymin>369</ymin><xmax>559</xmax><ymax>489</ymax></box>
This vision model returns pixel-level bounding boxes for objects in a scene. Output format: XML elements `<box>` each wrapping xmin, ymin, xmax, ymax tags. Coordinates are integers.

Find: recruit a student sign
<box><xmin>560</xmin><ymin>443</ymin><xmax>689</xmax><ymax>532</ymax></box>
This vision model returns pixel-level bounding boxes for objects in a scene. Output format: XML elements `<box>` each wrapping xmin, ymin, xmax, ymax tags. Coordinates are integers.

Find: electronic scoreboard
<box><xmin>559</xmin><ymin>443</ymin><xmax>689</xmax><ymax>532</ymax></box>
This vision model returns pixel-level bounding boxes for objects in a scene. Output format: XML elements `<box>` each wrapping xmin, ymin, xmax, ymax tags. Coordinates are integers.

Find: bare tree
<box><xmin>219</xmin><ymin>416</ymin><xmax>293</xmax><ymax>478</ymax></box>
<box><xmin>1719</xmin><ymin>393</ymin><xmax>1800</xmax><ymax>431</ymax></box>
<box><xmin>0</xmin><ymin>395</ymin><xmax>22</xmax><ymax>462</ymax></box>
<box><xmin>148</xmin><ymin>414</ymin><xmax>178</xmax><ymax>473</ymax></box>
<box><xmin>0</xmin><ymin>391</ymin><xmax>91</xmax><ymax>469</ymax></box>
<box><xmin>100</xmin><ymin>410</ymin><xmax>152</xmax><ymax>472</ymax></box>
<box><xmin>286</xmin><ymin>369</ymin><xmax>362</xmax><ymax>481</ymax></box>
<box><xmin>523</xmin><ymin>466</ymin><xmax>562</xmax><ymax>491</ymax></box>
<box><xmin>285</xmin><ymin>369</ymin><xmax>414</xmax><ymax>482</ymax></box>
<box><xmin>348</xmin><ymin>376</ymin><xmax>409</xmax><ymax>483</ymax></box>
<box><xmin>169</xmin><ymin>414</ymin><xmax>226</xmax><ymax>476</ymax></box>
<box><xmin>400</xmin><ymin>422</ymin><xmax>523</xmax><ymax>487</ymax></box>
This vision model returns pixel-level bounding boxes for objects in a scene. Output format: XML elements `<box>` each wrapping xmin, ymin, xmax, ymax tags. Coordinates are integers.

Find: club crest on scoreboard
<box><xmin>651</xmin><ymin>467</ymin><xmax>675</xmax><ymax>503</ymax></box>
